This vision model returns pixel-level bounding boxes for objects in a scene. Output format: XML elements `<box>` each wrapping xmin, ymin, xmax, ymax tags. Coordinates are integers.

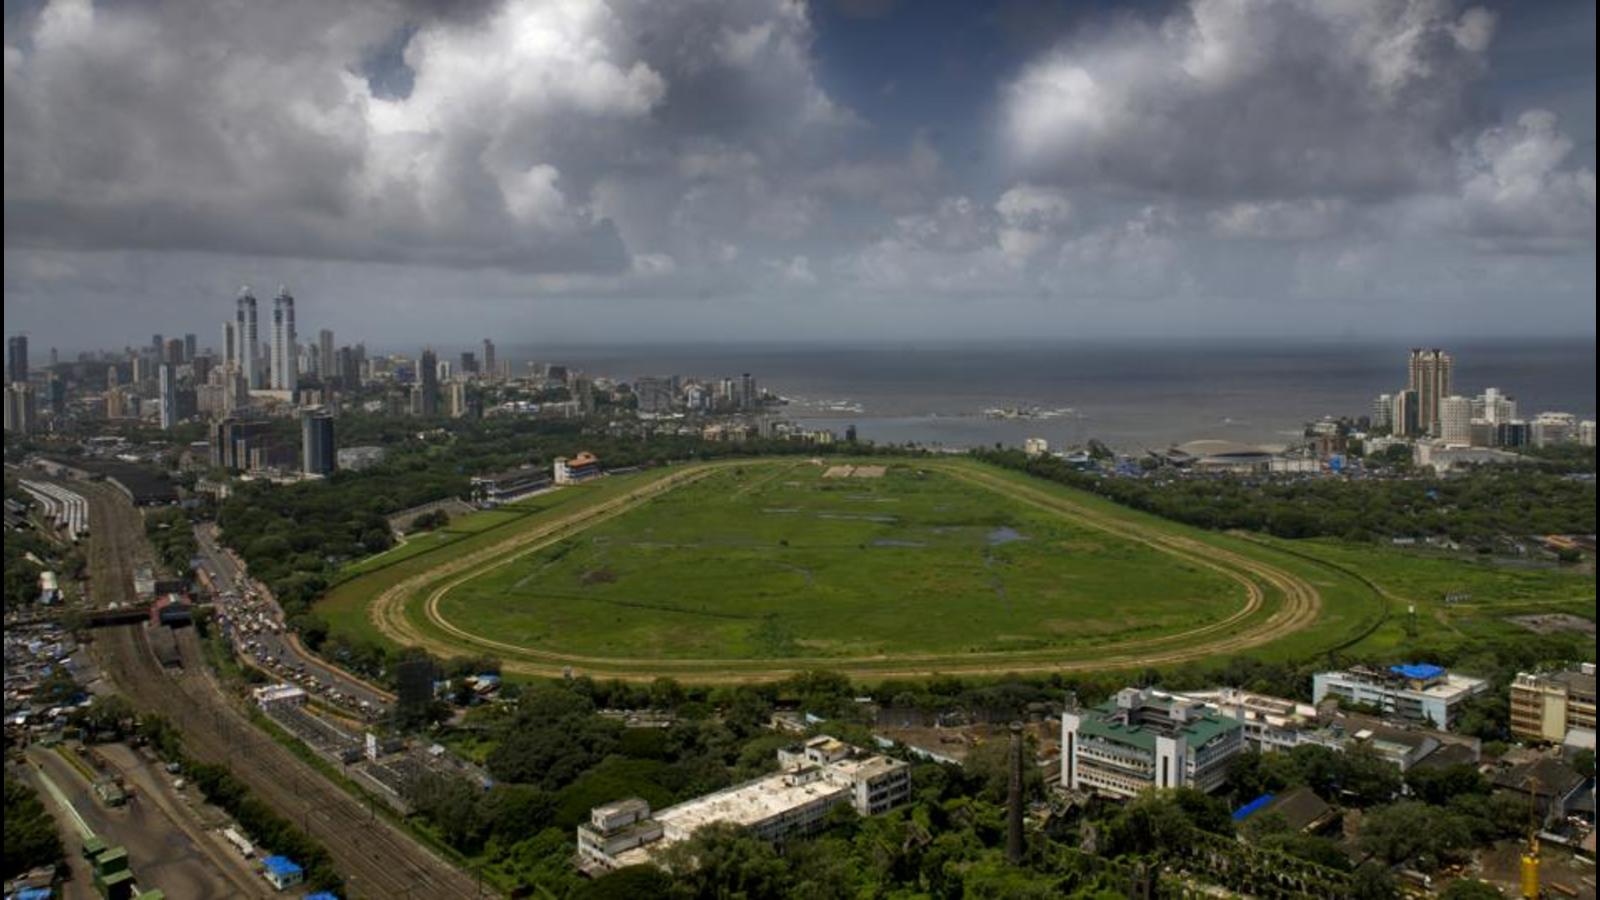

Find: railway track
<box><xmin>94</xmin><ymin>623</ymin><xmax>483</xmax><ymax>899</ymax></box>
<box><xmin>77</xmin><ymin>483</ymin><xmax>483</xmax><ymax>898</ymax></box>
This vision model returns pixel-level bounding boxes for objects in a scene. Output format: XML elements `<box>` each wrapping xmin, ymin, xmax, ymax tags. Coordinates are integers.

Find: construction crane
<box><xmin>1521</xmin><ymin>774</ymin><xmax>1540</xmax><ymax>900</ymax></box>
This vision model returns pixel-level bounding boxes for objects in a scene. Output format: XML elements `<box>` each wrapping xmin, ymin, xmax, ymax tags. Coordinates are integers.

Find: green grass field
<box><xmin>434</xmin><ymin>461</ymin><xmax>1241</xmax><ymax>659</ymax></box>
<box><xmin>317</xmin><ymin>457</ymin><xmax>1595</xmax><ymax>681</ymax></box>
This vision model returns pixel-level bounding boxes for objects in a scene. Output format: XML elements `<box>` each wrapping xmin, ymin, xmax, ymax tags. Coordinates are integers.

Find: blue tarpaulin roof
<box><xmin>1232</xmin><ymin>793</ymin><xmax>1275</xmax><ymax>821</ymax></box>
<box><xmin>302</xmin><ymin>893</ymin><xmax>339</xmax><ymax>900</ymax></box>
<box><xmin>262</xmin><ymin>856</ymin><xmax>303</xmax><ymax>877</ymax></box>
<box><xmin>1390</xmin><ymin>663</ymin><xmax>1445</xmax><ymax>680</ymax></box>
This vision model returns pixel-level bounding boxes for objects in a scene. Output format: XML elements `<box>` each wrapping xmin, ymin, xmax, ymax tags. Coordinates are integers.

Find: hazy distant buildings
<box><xmin>1531</xmin><ymin>412</ymin><xmax>1576</xmax><ymax>447</ymax></box>
<box><xmin>3</xmin><ymin>383</ymin><xmax>35</xmax><ymax>434</ymax></box>
<box><xmin>1406</xmin><ymin>348</ymin><xmax>1453</xmax><ymax>437</ymax></box>
<box><xmin>417</xmin><ymin>348</ymin><xmax>439</xmax><ymax>416</ymax></box>
<box><xmin>271</xmin><ymin>286</ymin><xmax>297</xmax><ymax>393</ymax></box>
<box><xmin>300</xmin><ymin>406</ymin><xmax>336</xmax><ymax>476</ymax></box>
<box><xmin>158</xmin><ymin>363</ymin><xmax>178</xmax><ymax>430</ymax></box>
<box><xmin>1392</xmin><ymin>389</ymin><xmax>1421</xmax><ymax>438</ymax></box>
<box><xmin>1371</xmin><ymin>394</ymin><xmax>1394</xmax><ymax>433</ymax></box>
<box><xmin>447</xmin><ymin>381</ymin><xmax>468</xmax><ymax>418</ymax></box>
<box><xmin>482</xmin><ymin>339</ymin><xmax>496</xmax><ymax>379</ymax></box>
<box><xmin>634</xmin><ymin>376</ymin><xmax>675</xmax><ymax>414</ymax></box>
<box><xmin>6</xmin><ymin>335</ymin><xmax>26</xmax><ymax>385</ymax></box>
<box><xmin>318</xmin><ymin>329</ymin><xmax>335</xmax><ymax>381</ymax></box>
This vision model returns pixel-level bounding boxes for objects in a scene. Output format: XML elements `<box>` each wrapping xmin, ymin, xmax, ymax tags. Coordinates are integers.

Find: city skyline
<box><xmin>3</xmin><ymin>0</ymin><xmax>1595</xmax><ymax>348</ymax></box>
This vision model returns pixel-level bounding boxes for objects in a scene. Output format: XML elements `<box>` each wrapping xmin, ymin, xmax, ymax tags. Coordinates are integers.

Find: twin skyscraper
<box><xmin>225</xmin><ymin>286</ymin><xmax>296</xmax><ymax>392</ymax></box>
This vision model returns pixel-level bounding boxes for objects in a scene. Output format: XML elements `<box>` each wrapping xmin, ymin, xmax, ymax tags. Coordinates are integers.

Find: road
<box><xmin>194</xmin><ymin>523</ymin><xmax>394</xmax><ymax>713</ymax></box>
<box><xmin>22</xmin><ymin>745</ymin><xmax>254</xmax><ymax>899</ymax></box>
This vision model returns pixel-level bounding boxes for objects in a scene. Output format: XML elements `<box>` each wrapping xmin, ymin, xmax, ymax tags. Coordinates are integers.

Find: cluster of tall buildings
<box><xmin>632</xmin><ymin>372</ymin><xmax>763</xmax><ymax>415</ymax></box>
<box><xmin>1372</xmin><ymin>348</ymin><xmax>1594</xmax><ymax>449</ymax></box>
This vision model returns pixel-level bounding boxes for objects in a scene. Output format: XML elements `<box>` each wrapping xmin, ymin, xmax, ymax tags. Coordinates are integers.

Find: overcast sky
<box><xmin>3</xmin><ymin>0</ymin><xmax>1595</xmax><ymax>351</ymax></box>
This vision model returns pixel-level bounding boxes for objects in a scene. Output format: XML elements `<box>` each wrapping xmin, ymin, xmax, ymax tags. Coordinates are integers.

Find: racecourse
<box><xmin>318</xmin><ymin>458</ymin><xmax>1400</xmax><ymax>681</ymax></box>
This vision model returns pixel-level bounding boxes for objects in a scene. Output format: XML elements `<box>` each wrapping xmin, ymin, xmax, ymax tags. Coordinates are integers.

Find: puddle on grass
<box><xmin>987</xmin><ymin>526</ymin><xmax>1027</xmax><ymax>546</ymax></box>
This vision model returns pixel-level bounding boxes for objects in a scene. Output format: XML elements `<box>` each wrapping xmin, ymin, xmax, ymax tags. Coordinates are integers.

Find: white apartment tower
<box><xmin>235</xmin><ymin>287</ymin><xmax>259</xmax><ymax>388</ymax></box>
<box><xmin>1439</xmin><ymin>395</ymin><xmax>1473</xmax><ymax>446</ymax></box>
<box><xmin>271</xmin><ymin>286</ymin><xmax>297</xmax><ymax>393</ymax></box>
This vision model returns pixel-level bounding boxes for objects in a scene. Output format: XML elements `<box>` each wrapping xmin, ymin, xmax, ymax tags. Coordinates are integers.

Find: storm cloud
<box><xmin>2</xmin><ymin>0</ymin><xmax>1594</xmax><ymax>347</ymax></box>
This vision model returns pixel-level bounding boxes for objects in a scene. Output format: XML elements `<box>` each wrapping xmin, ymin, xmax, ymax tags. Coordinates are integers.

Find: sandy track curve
<box><xmin>368</xmin><ymin>461</ymin><xmax>1326</xmax><ymax>682</ymax></box>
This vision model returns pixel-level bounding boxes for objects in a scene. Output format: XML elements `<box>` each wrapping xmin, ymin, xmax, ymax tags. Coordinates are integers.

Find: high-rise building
<box><xmin>1371</xmin><ymin>394</ymin><xmax>1394</xmax><ymax>433</ymax></box>
<box><xmin>418</xmin><ymin>348</ymin><xmax>440</xmax><ymax>416</ymax></box>
<box><xmin>106</xmin><ymin>365</ymin><xmax>121</xmax><ymax>390</ymax></box>
<box><xmin>447</xmin><ymin>381</ymin><xmax>469</xmax><ymax>418</ymax></box>
<box><xmin>395</xmin><ymin>657</ymin><xmax>436</xmax><ymax>723</ymax></box>
<box><xmin>46</xmin><ymin>374</ymin><xmax>66</xmax><ymax>415</ymax></box>
<box><xmin>130</xmin><ymin>352</ymin><xmax>147</xmax><ymax>385</ymax></box>
<box><xmin>1393</xmin><ymin>389</ymin><xmax>1421</xmax><ymax>438</ymax></box>
<box><xmin>183</xmin><ymin>333</ymin><xmax>197</xmax><ymax>363</ymax></box>
<box><xmin>740</xmin><ymin>373</ymin><xmax>756</xmax><ymax>410</ymax></box>
<box><xmin>6</xmin><ymin>335</ymin><xmax>27</xmax><ymax>385</ymax></box>
<box><xmin>222</xmin><ymin>320</ymin><xmax>237</xmax><ymax>369</ymax></box>
<box><xmin>271</xmin><ymin>286</ymin><xmax>298</xmax><ymax>393</ymax></box>
<box><xmin>1439</xmin><ymin>395</ymin><xmax>1472</xmax><ymax>446</ymax></box>
<box><xmin>164</xmin><ymin>337</ymin><xmax>184</xmax><ymax>366</ymax></box>
<box><xmin>482</xmin><ymin>338</ymin><xmax>496</xmax><ymax>379</ymax></box>
<box><xmin>318</xmin><ymin>329</ymin><xmax>335</xmax><ymax>381</ymax></box>
<box><xmin>300</xmin><ymin>406</ymin><xmax>336</xmax><ymax>476</ymax></box>
<box><xmin>151</xmin><ymin>333</ymin><xmax>165</xmax><ymax>358</ymax></box>
<box><xmin>1531</xmin><ymin>412</ymin><xmax>1576</xmax><ymax>447</ymax></box>
<box><xmin>1406</xmin><ymin>348</ymin><xmax>1453</xmax><ymax>437</ymax></box>
<box><xmin>158</xmin><ymin>363</ymin><xmax>178</xmax><ymax>430</ymax></box>
<box><xmin>48</xmin><ymin>347</ymin><xmax>58</xmax><ymax>368</ymax></box>
<box><xmin>3</xmin><ymin>383</ymin><xmax>35</xmax><ymax>434</ymax></box>
<box><xmin>236</xmin><ymin>287</ymin><xmax>259</xmax><ymax>388</ymax></box>
<box><xmin>336</xmin><ymin>346</ymin><xmax>359</xmax><ymax>388</ymax></box>
<box><xmin>1472</xmin><ymin>387</ymin><xmax>1517</xmax><ymax>425</ymax></box>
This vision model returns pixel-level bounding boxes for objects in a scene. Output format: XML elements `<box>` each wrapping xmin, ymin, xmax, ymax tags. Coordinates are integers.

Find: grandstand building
<box><xmin>470</xmin><ymin>466</ymin><xmax>552</xmax><ymax>505</ymax></box>
<box><xmin>553</xmin><ymin>451</ymin><xmax>602</xmax><ymax>485</ymax></box>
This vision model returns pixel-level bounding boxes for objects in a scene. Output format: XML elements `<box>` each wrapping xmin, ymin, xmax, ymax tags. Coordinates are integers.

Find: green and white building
<box><xmin>1061</xmin><ymin>688</ymin><xmax>1245</xmax><ymax>799</ymax></box>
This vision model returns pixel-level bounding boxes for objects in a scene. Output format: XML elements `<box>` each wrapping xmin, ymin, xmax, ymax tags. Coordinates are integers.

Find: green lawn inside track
<box><xmin>318</xmin><ymin>458</ymin><xmax>1595</xmax><ymax>680</ymax></box>
<box><xmin>433</xmin><ymin>460</ymin><xmax>1245</xmax><ymax>660</ymax></box>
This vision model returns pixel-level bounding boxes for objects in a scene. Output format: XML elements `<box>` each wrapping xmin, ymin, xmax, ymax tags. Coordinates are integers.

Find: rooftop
<box><xmin>1076</xmin><ymin>696</ymin><xmax>1241</xmax><ymax>752</ymax></box>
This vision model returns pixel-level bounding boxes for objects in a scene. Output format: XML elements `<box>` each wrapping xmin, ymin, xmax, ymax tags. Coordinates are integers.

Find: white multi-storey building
<box><xmin>1312</xmin><ymin>665</ymin><xmax>1487</xmax><ymax>730</ymax></box>
<box><xmin>577</xmin><ymin>736</ymin><xmax>910</xmax><ymax>871</ymax></box>
<box><xmin>1061</xmin><ymin>688</ymin><xmax>1245</xmax><ymax>799</ymax></box>
<box><xmin>1439</xmin><ymin>395</ymin><xmax>1473</xmax><ymax>446</ymax></box>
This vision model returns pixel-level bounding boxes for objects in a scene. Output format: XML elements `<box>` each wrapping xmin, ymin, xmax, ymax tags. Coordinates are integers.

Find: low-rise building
<box><xmin>1312</xmin><ymin>664</ymin><xmax>1488</xmax><ymax>730</ymax></box>
<box><xmin>577</xmin><ymin>736</ymin><xmax>910</xmax><ymax>871</ymax></box>
<box><xmin>470</xmin><ymin>466</ymin><xmax>552</xmax><ymax>505</ymax></box>
<box><xmin>553</xmin><ymin>451</ymin><xmax>602</xmax><ymax>485</ymax></box>
<box><xmin>1510</xmin><ymin>663</ymin><xmax>1597</xmax><ymax>745</ymax></box>
<box><xmin>253</xmin><ymin>684</ymin><xmax>308</xmax><ymax>710</ymax></box>
<box><xmin>1061</xmin><ymin>687</ymin><xmax>1245</xmax><ymax>799</ymax></box>
<box><xmin>261</xmin><ymin>855</ymin><xmax>304</xmax><ymax>891</ymax></box>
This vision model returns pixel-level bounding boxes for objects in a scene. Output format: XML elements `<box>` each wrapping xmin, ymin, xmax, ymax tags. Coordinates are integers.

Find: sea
<box><xmin>483</xmin><ymin>339</ymin><xmax>1595</xmax><ymax>452</ymax></box>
